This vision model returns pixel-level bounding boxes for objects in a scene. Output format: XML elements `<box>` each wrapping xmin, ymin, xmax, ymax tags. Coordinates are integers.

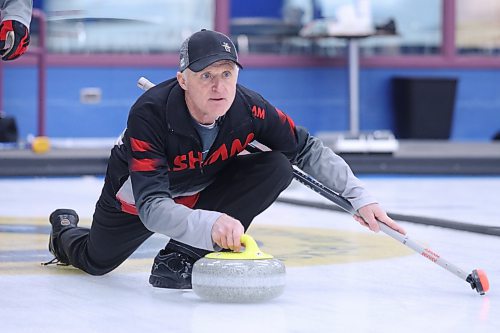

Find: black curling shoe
<box><xmin>43</xmin><ymin>208</ymin><xmax>79</xmax><ymax>266</ymax></box>
<box><xmin>149</xmin><ymin>250</ymin><xmax>195</xmax><ymax>289</ymax></box>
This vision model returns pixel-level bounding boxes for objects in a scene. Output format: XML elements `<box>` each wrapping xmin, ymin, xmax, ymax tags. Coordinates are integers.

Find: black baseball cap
<box><xmin>179</xmin><ymin>29</ymin><xmax>242</xmax><ymax>72</ymax></box>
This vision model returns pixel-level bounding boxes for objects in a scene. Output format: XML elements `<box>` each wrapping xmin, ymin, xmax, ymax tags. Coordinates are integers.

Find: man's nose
<box><xmin>211</xmin><ymin>77</ymin><xmax>222</xmax><ymax>91</ymax></box>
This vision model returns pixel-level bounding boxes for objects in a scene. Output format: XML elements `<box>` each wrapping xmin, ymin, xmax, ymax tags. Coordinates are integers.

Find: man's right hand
<box><xmin>211</xmin><ymin>214</ymin><xmax>244</xmax><ymax>252</ymax></box>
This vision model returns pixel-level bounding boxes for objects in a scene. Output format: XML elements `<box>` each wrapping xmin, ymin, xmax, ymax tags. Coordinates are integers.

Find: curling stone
<box><xmin>192</xmin><ymin>234</ymin><xmax>286</xmax><ymax>303</ymax></box>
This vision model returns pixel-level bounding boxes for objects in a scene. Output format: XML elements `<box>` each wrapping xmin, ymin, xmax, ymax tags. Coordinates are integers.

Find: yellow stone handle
<box><xmin>205</xmin><ymin>234</ymin><xmax>274</xmax><ymax>260</ymax></box>
<box><xmin>240</xmin><ymin>234</ymin><xmax>260</xmax><ymax>255</ymax></box>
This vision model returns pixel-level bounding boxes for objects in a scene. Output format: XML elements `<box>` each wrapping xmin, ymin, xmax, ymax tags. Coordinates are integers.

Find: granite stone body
<box><xmin>192</xmin><ymin>257</ymin><xmax>286</xmax><ymax>302</ymax></box>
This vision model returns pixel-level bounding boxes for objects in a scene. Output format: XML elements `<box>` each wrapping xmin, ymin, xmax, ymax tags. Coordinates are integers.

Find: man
<box><xmin>45</xmin><ymin>29</ymin><xmax>405</xmax><ymax>289</ymax></box>
<box><xmin>0</xmin><ymin>0</ymin><xmax>31</xmax><ymax>60</ymax></box>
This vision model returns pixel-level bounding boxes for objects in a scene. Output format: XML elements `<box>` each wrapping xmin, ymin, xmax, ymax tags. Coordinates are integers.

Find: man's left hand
<box><xmin>354</xmin><ymin>203</ymin><xmax>406</xmax><ymax>235</ymax></box>
<box><xmin>0</xmin><ymin>20</ymin><xmax>30</xmax><ymax>61</ymax></box>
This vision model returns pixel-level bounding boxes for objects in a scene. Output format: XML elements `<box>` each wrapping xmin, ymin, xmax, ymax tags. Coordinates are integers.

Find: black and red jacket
<box><xmin>104</xmin><ymin>78</ymin><xmax>375</xmax><ymax>250</ymax></box>
<box><xmin>103</xmin><ymin>78</ymin><xmax>309</xmax><ymax>250</ymax></box>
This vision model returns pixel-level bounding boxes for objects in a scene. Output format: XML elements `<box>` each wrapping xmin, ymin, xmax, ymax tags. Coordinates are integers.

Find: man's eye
<box><xmin>222</xmin><ymin>71</ymin><xmax>232</xmax><ymax>78</ymax></box>
<box><xmin>201</xmin><ymin>73</ymin><xmax>211</xmax><ymax>80</ymax></box>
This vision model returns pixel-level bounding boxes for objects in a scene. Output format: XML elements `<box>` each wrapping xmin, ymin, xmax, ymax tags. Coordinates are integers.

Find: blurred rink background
<box><xmin>1</xmin><ymin>1</ymin><xmax>500</xmax><ymax>332</ymax></box>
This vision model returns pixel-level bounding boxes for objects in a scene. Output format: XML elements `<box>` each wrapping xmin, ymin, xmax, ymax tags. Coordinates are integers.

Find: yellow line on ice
<box><xmin>0</xmin><ymin>217</ymin><xmax>412</xmax><ymax>275</ymax></box>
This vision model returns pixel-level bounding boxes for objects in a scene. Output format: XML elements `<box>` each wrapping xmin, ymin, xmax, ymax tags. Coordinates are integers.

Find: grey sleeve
<box><xmin>292</xmin><ymin>130</ymin><xmax>377</xmax><ymax>211</ymax></box>
<box><xmin>138</xmin><ymin>196</ymin><xmax>222</xmax><ymax>251</ymax></box>
<box><xmin>1</xmin><ymin>0</ymin><xmax>33</xmax><ymax>28</ymax></box>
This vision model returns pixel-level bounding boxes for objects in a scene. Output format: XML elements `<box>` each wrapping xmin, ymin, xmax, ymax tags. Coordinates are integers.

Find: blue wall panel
<box><xmin>238</xmin><ymin>68</ymin><xmax>350</xmax><ymax>133</ymax></box>
<box><xmin>230</xmin><ymin>0</ymin><xmax>283</xmax><ymax>18</ymax></box>
<box><xmin>3</xmin><ymin>66</ymin><xmax>500</xmax><ymax>140</ymax></box>
<box><xmin>43</xmin><ymin>67</ymin><xmax>178</xmax><ymax>137</ymax></box>
<box><xmin>3</xmin><ymin>68</ymin><xmax>38</xmax><ymax>137</ymax></box>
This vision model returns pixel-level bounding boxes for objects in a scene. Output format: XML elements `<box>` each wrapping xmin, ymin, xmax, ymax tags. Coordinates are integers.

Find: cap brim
<box><xmin>188</xmin><ymin>54</ymin><xmax>243</xmax><ymax>72</ymax></box>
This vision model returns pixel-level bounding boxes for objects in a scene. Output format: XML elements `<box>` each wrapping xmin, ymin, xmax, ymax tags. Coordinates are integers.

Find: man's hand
<box><xmin>354</xmin><ymin>203</ymin><xmax>406</xmax><ymax>235</ymax></box>
<box><xmin>211</xmin><ymin>214</ymin><xmax>245</xmax><ymax>252</ymax></box>
<box><xmin>0</xmin><ymin>20</ymin><xmax>30</xmax><ymax>61</ymax></box>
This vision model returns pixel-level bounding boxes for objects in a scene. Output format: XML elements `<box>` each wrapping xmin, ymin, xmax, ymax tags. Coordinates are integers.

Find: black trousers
<box><xmin>58</xmin><ymin>151</ymin><xmax>293</xmax><ymax>276</ymax></box>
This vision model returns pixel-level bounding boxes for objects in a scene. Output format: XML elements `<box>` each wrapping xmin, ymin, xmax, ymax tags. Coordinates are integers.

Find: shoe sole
<box><xmin>149</xmin><ymin>274</ymin><xmax>192</xmax><ymax>289</ymax></box>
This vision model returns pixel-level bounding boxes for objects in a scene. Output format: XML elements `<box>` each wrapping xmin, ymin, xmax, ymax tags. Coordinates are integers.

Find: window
<box><xmin>456</xmin><ymin>0</ymin><xmax>500</xmax><ymax>55</ymax></box>
<box><xmin>229</xmin><ymin>0</ymin><xmax>442</xmax><ymax>56</ymax></box>
<box><xmin>360</xmin><ymin>0</ymin><xmax>442</xmax><ymax>56</ymax></box>
<box><xmin>45</xmin><ymin>0</ymin><xmax>215</xmax><ymax>54</ymax></box>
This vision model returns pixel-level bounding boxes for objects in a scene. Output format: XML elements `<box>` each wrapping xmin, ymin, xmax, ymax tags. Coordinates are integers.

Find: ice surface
<box><xmin>0</xmin><ymin>176</ymin><xmax>498</xmax><ymax>333</ymax></box>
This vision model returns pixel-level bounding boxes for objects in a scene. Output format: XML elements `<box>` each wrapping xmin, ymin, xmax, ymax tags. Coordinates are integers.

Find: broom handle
<box><xmin>246</xmin><ymin>143</ymin><xmax>469</xmax><ymax>281</ymax></box>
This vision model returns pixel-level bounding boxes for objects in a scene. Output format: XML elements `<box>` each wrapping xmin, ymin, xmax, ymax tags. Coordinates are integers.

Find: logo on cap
<box><xmin>222</xmin><ymin>42</ymin><xmax>231</xmax><ymax>53</ymax></box>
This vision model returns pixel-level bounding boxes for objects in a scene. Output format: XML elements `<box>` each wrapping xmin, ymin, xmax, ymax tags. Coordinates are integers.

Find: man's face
<box><xmin>177</xmin><ymin>60</ymin><xmax>239</xmax><ymax>125</ymax></box>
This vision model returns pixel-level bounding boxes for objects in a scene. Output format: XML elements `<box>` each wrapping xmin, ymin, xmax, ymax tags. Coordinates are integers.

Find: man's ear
<box><xmin>176</xmin><ymin>72</ymin><xmax>187</xmax><ymax>90</ymax></box>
